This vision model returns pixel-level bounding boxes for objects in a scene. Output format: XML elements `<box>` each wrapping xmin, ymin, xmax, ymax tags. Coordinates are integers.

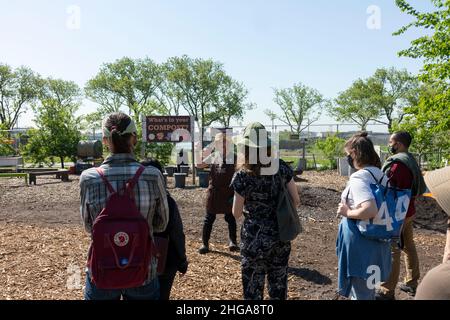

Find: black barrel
<box><xmin>77</xmin><ymin>140</ymin><xmax>103</xmax><ymax>159</ymax></box>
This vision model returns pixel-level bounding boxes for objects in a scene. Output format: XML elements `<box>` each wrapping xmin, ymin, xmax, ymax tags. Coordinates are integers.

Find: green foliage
<box><xmin>216</xmin><ymin>77</ymin><xmax>253</xmax><ymax>127</ymax></box>
<box><xmin>85</xmin><ymin>57</ymin><xmax>163</xmax><ymax>126</ymax></box>
<box><xmin>394</xmin><ymin>0</ymin><xmax>450</xmax><ymax>85</ymax></box>
<box><xmin>394</xmin><ymin>0</ymin><xmax>450</xmax><ymax>160</ymax></box>
<box><xmin>329</xmin><ymin>67</ymin><xmax>419</xmax><ymax>132</ymax></box>
<box><xmin>314</xmin><ymin>135</ymin><xmax>346</xmax><ymax>169</ymax></box>
<box><xmin>154</xmin><ymin>63</ymin><xmax>185</xmax><ymax>116</ymax></box>
<box><xmin>0</xmin><ymin>124</ymin><xmax>15</xmax><ymax>156</ymax></box>
<box><xmin>266</xmin><ymin>83</ymin><xmax>327</xmax><ymax>135</ymax></box>
<box><xmin>371</xmin><ymin>68</ymin><xmax>420</xmax><ymax>131</ymax></box>
<box><xmin>330</xmin><ymin>78</ymin><xmax>382</xmax><ymax>130</ymax></box>
<box><xmin>86</xmin><ymin>55</ymin><xmax>251</xmax><ymax>164</ymax></box>
<box><xmin>25</xmin><ymin>78</ymin><xmax>82</xmax><ymax>168</ymax></box>
<box><xmin>21</xmin><ymin>128</ymin><xmax>53</xmax><ymax>166</ymax></box>
<box><xmin>393</xmin><ymin>85</ymin><xmax>450</xmax><ymax>154</ymax></box>
<box><xmin>0</xmin><ymin>64</ymin><xmax>40</xmax><ymax>130</ymax></box>
<box><xmin>145</xmin><ymin>143</ymin><xmax>174</xmax><ymax>167</ymax></box>
<box><xmin>166</xmin><ymin>55</ymin><xmax>227</xmax><ymax>129</ymax></box>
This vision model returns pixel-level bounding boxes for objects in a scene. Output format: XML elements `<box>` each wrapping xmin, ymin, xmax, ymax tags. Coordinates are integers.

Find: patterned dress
<box><xmin>231</xmin><ymin>160</ymin><xmax>294</xmax><ymax>300</ymax></box>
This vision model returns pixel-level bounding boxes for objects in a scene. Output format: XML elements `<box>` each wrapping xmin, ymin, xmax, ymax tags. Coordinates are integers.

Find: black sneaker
<box><xmin>399</xmin><ymin>283</ymin><xmax>416</xmax><ymax>296</ymax></box>
<box><xmin>229</xmin><ymin>242</ymin><xmax>239</xmax><ymax>252</ymax></box>
<box><xmin>198</xmin><ymin>245</ymin><xmax>209</xmax><ymax>255</ymax></box>
<box><xmin>375</xmin><ymin>290</ymin><xmax>395</xmax><ymax>301</ymax></box>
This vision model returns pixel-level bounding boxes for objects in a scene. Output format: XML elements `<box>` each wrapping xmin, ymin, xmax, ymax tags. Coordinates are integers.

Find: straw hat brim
<box><xmin>424</xmin><ymin>166</ymin><xmax>450</xmax><ymax>216</ymax></box>
<box><xmin>232</xmin><ymin>135</ymin><xmax>272</xmax><ymax>148</ymax></box>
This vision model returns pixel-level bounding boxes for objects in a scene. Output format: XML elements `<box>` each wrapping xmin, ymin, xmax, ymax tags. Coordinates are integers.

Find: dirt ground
<box><xmin>0</xmin><ymin>170</ymin><xmax>447</xmax><ymax>300</ymax></box>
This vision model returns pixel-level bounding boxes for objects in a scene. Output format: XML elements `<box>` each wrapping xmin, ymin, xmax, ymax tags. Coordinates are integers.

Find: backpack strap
<box><xmin>125</xmin><ymin>166</ymin><xmax>146</xmax><ymax>193</ymax></box>
<box><xmin>363</xmin><ymin>168</ymin><xmax>384</xmax><ymax>185</ymax></box>
<box><xmin>345</xmin><ymin>187</ymin><xmax>351</xmax><ymax>203</ymax></box>
<box><xmin>96</xmin><ymin>167</ymin><xmax>116</xmax><ymax>194</ymax></box>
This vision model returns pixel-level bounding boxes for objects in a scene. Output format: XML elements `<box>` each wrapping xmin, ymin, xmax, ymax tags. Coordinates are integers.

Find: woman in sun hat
<box><xmin>231</xmin><ymin>122</ymin><xmax>300</xmax><ymax>300</ymax></box>
<box><xmin>415</xmin><ymin>166</ymin><xmax>450</xmax><ymax>300</ymax></box>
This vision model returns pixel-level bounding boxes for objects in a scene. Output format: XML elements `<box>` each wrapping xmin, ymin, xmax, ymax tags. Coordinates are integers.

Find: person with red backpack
<box><xmin>80</xmin><ymin>112</ymin><xmax>169</xmax><ymax>300</ymax></box>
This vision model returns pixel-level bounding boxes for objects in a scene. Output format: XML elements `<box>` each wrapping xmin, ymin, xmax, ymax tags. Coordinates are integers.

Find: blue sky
<box><xmin>0</xmin><ymin>0</ymin><xmax>433</xmax><ymax>131</ymax></box>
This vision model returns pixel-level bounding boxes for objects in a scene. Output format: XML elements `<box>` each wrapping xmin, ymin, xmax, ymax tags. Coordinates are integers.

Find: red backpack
<box><xmin>88</xmin><ymin>166</ymin><xmax>153</xmax><ymax>290</ymax></box>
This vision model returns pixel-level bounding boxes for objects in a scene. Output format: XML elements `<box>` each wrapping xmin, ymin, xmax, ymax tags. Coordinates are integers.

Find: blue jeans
<box><xmin>350</xmin><ymin>277</ymin><xmax>375</xmax><ymax>300</ymax></box>
<box><xmin>84</xmin><ymin>274</ymin><xmax>160</xmax><ymax>300</ymax></box>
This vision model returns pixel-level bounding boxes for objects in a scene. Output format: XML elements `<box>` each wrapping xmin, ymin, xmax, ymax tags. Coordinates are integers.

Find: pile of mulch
<box><xmin>0</xmin><ymin>222</ymin><xmax>249</xmax><ymax>300</ymax></box>
<box><xmin>0</xmin><ymin>170</ymin><xmax>447</xmax><ymax>300</ymax></box>
<box><xmin>0</xmin><ymin>223</ymin><xmax>89</xmax><ymax>300</ymax></box>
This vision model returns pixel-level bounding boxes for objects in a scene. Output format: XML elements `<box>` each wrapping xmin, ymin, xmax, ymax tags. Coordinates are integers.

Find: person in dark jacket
<box><xmin>142</xmin><ymin>159</ymin><xmax>188</xmax><ymax>300</ymax></box>
<box><xmin>196</xmin><ymin>132</ymin><xmax>239</xmax><ymax>254</ymax></box>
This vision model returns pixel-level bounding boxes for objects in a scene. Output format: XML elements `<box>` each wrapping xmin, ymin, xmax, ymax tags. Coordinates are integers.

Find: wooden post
<box><xmin>302</xmin><ymin>139</ymin><xmax>306</xmax><ymax>159</ymax></box>
<box><xmin>141</xmin><ymin>115</ymin><xmax>146</xmax><ymax>160</ymax></box>
<box><xmin>191</xmin><ymin>116</ymin><xmax>196</xmax><ymax>186</ymax></box>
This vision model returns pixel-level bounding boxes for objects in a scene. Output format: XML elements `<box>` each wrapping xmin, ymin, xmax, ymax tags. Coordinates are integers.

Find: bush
<box><xmin>314</xmin><ymin>135</ymin><xmax>346</xmax><ymax>169</ymax></box>
<box><xmin>20</xmin><ymin>128</ymin><xmax>53</xmax><ymax>167</ymax></box>
<box><xmin>145</xmin><ymin>143</ymin><xmax>175</xmax><ymax>167</ymax></box>
<box><xmin>0</xmin><ymin>139</ymin><xmax>15</xmax><ymax>156</ymax></box>
<box><xmin>0</xmin><ymin>124</ymin><xmax>16</xmax><ymax>156</ymax></box>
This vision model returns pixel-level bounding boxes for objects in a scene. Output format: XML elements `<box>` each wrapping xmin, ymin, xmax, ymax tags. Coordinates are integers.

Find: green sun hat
<box><xmin>233</xmin><ymin>122</ymin><xmax>272</xmax><ymax>149</ymax></box>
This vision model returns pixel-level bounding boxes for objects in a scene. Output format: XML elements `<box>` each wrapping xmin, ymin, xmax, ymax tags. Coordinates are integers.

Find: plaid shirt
<box><xmin>79</xmin><ymin>153</ymin><xmax>169</xmax><ymax>235</ymax></box>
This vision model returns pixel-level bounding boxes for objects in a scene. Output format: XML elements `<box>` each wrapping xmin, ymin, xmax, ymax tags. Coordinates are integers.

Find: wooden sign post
<box><xmin>142</xmin><ymin>115</ymin><xmax>195</xmax><ymax>185</ymax></box>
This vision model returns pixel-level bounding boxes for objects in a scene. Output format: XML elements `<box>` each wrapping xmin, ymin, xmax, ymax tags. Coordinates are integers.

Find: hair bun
<box><xmin>358</xmin><ymin>131</ymin><xmax>369</xmax><ymax>138</ymax></box>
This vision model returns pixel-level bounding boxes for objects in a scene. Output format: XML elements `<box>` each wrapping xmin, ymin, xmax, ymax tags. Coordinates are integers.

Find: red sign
<box><xmin>145</xmin><ymin>116</ymin><xmax>192</xmax><ymax>143</ymax></box>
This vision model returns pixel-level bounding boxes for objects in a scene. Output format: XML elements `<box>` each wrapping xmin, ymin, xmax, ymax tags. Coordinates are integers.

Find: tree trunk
<box><xmin>60</xmin><ymin>156</ymin><xmax>65</xmax><ymax>169</ymax></box>
<box><xmin>361</xmin><ymin>123</ymin><xmax>367</xmax><ymax>131</ymax></box>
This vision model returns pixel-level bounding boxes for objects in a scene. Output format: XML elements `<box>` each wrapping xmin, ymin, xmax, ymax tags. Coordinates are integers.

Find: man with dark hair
<box><xmin>376</xmin><ymin>131</ymin><xmax>427</xmax><ymax>300</ymax></box>
<box><xmin>391</xmin><ymin>131</ymin><xmax>413</xmax><ymax>149</ymax></box>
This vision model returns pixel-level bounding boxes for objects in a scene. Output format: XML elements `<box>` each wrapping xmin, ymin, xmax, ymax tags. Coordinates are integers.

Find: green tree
<box><xmin>266</xmin><ymin>83</ymin><xmax>327</xmax><ymax>135</ymax></box>
<box><xmin>85</xmin><ymin>57</ymin><xmax>163</xmax><ymax>125</ymax></box>
<box><xmin>216</xmin><ymin>77</ymin><xmax>253</xmax><ymax>128</ymax></box>
<box><xmin>371</xmin><ymin>67</ymin><xmax>420</xmax><ymax>131</ymax></box>
<box><xmin>27</xmin><ymin>78</ymin><xmax>83</xmax><ymax>168</ymax></box>
<box><xmin>0</xmin><ymin>64</ymin><xmax>40</xmax><ymax>130</ymax></box>
<box><xmin>395</xmin><ymin>0</ymin><xmax>450</xmax><ymax>85</ymax></box>
<box><xmin>166</xmin><ymin>55</ymin><xmax>227</xmax><ymax>130</ymax></box>
<box><xmin>153</xmin><ymin>63</ymin><xmax>185</xmax><ymax>116</ymax></box>
<box><xmin>21</xmin><ymin>128</ymin><xmax>50</xmax><ymax>166</ymax></box>
<box><xmin>394</xmin><ymin>85</ymin><xmax>450</xmax><ymax>154</ymax></box>
<box><xmin>394</xmin><ymin>0</ymin><xmax>450</xmax><ymax>145</ymax></box>
<box><xmin>330</xmin><ymin>78</ymin><xmax>382</xmax><ymax>131</ymax></box>
<box><xmin>314</xmin><ymin>135</ymin><xmax>346</xmax><ymax>169</ymax></box>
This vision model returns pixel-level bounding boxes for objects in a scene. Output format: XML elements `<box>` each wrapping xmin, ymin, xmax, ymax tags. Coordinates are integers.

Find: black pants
<box><xmin>158</xmin><ymin>270</ymin><xmax>177</xmax><ymax>300</ymax></box>
<box><xmin>241</xmin><ymin>241</ymin><xmax>291</xmax><ymax>300</ymax></box>
<box><xmin>202</xmin><ymin>212</ymin><xmax>237</xmax><ymax>245</ymax></box>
